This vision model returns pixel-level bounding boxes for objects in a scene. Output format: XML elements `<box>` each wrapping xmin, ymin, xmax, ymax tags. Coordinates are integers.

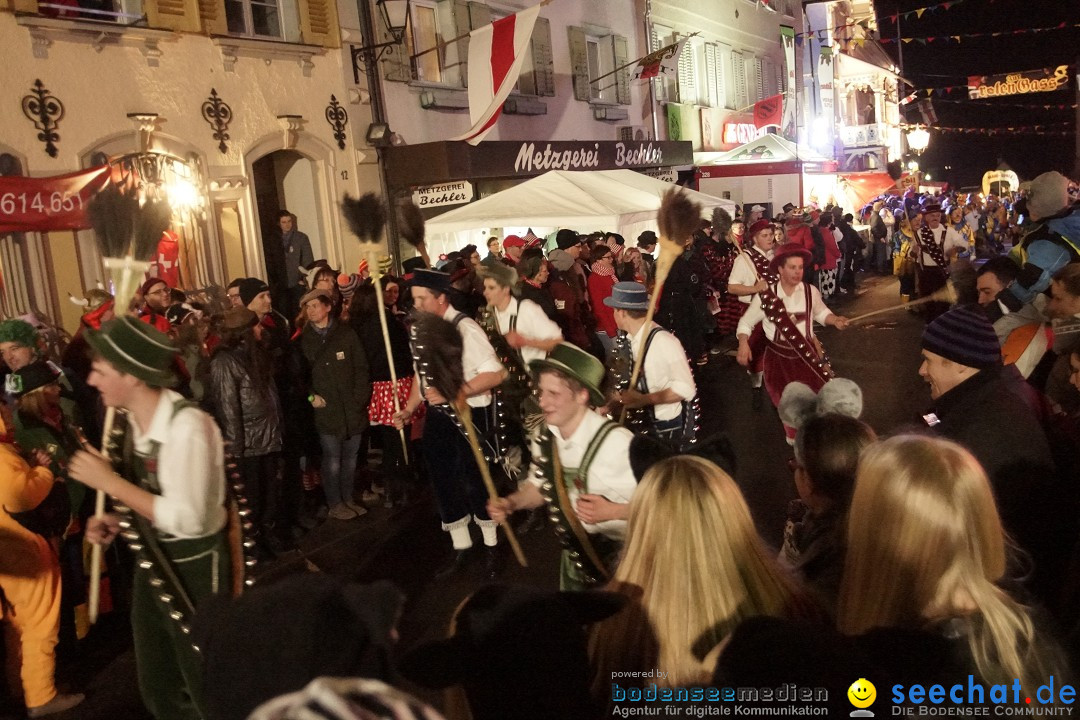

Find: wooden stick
<box><xmin>367</xmin><ymin>253</ymin><xmax>409</xmax><ymax>464</ymax></box>
<box><xmin>454</xmin><ymin>398</ymin><xmax>527</xmax><ymax>567</ymax></box>
<box><xmin>88</xmin><ymin>405</ymin><xmax>116</xmax><ymax>625</ymax></box>
<box><xmin>848</xmin><ymin>284</ymin><xmax>957</xmax><ymax>323</ymax></box>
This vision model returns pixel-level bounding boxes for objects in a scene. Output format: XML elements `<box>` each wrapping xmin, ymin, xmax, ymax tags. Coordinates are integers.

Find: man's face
<box><xmin>482</xmin><ymin>278</ymin><xmax>511</xmax><ymax>308</ymax></box>
<box><xmin>248</xmin><ymin>290</ymin><xmax>272</xmax><ymax>317</ymax></box>
<box><xmin>412</xmin><ymin>286</ymin><xmax>444</xmax><ymax>316</ymax></box>
<box><xmin>279</xmin><ymin>215</ymin><xmax>294</xmax><ymax>233</ymax></box>
<box><xmin>919</xmin><ymin>349</ymin><xmax>972</xmax><ymax>400</ymax></box>
<box><xmin>566</xmin><ymin>243</ymin><xmax>582</xmax><ymax>260</ymax></box>
<box><xmin>537</xmin><ymin>371</ymin><xmax>587</xmax><ymax>430</ymax></box>
<box><xmin>976</xmin><ymin>273</ymin><xmax>1006</xmax><ymax>306</ymax></box>
<box><xmin>505</xmin><ymin>245</ymin><xmax>523</xmax><ymax>262</ymax></box>
<box><xmin>144</xmin><ymin>282</ymin><xmax>169</xmax><ymax>311</ymax></box>
<box><xmin>1047</xmin><ymin>280</ymin><xmax>1080</xmax><ymax>319</ymax></box>
<box><xmin>487</xmin><ymin>238</ymin><xmax>500</xmax><ymax>255</ymax></box>
<box><xmin>779</xmin><ymin>257</ymin><xmax>804</xmax><ymax>286</ymax></box>
<box><xmin>226</xmin><ymin>286</ymin><xmax>243</xmax><ymax>307</ymax></box>
<box><xmin>924</xmin><ymin>211</ymin><xmax>942</xmax><ymax>229</ymax></box>
<box><xmin>753</xmin><ymin>229</ymin><xmax>774</xmax><ymax>252</ymax></box>
<box><xmin>304</xmin><ymin>299</ymin><xmax>331</xmax><ymax>325</ymax></box>
<box><xmin>732</xmin><ymin>222</ymin><xmax>744</xmax><ymax>238</ymax></box>
<box><xmin>0</xmin><ymin>342</ymin><xmax>34</xmax><ymax>372</ymax></box>
<box><xmin>88</xmin><ymin>358</ymin><xmax>138</xmax><ymax>408</ymax></box>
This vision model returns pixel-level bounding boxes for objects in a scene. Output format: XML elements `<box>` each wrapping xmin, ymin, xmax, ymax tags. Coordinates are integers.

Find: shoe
<box><xmin>482</xmin><ymin>545</ymin><xmax>502</xmax><ymax>581</ymax></box>
<box><xmin>361</xmin><ymin>490</ymin><xmax>381</xmax><ymax>503</ymax></box>
<box><xmin>516</xmin><ymin>507</ymin><xmax>546</xmax><ymax>536</ymax></box>
<box><xmin>435</xmin><ymin>547</ymin><xmax>475</xmax><ymax>579</ymax></box>
<box><xmin>344</xmin><ymin>499</ymin><xmax>369</xmax><ymax>517</ymax></box>
<box><xmin>28</xmin><ymin>693</ymin><xmax>85</xmax><ymax>718</ymax></box>
<box><xmin>328</xmin><ymin>504</ymin><xmax>358</xmax><ymax>520</ymax></box>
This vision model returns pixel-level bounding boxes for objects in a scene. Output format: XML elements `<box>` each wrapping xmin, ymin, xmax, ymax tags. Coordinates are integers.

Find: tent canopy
<box><xmin>698</xmin><ymin>134</ymin><xmax>830</xmax><ymax>165</ymax></box>
<box><xmin>423</xmin><ymin>169</ymin><xmax>736</xmax><ymax>234</ymax></box>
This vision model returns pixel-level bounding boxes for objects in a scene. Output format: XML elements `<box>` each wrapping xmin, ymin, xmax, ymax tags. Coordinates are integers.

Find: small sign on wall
<box><xmin>412</xmin><ymin>181</ymin><xmax>475</xmax><ymax>209</ymax></box>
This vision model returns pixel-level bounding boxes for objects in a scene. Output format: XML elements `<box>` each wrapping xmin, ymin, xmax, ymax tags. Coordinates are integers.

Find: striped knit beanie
<box><xmin>921</xmin><ymin>304</ymin><xmax>1002</xmax><ymax>369</ymax></box>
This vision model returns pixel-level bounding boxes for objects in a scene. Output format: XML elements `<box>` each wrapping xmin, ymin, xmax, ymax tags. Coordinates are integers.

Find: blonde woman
<box><xmin>590</xmin><ymin>455</ymin><xmax>808</xmax><ymax>692</ymax></box>
<box><xmin>838</xmin><ymin>435</ymin><xmax>1069</xmax><ymax>692</ymax></box>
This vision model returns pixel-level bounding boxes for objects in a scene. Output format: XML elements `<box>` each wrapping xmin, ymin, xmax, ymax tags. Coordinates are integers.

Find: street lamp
<box><xmin>906</xmin><ymin>127</ymin><xmax>930</xmax><ymax>155</ymax></box>
<box><xmin>350</xmin><ymin>0</ymin><xmax>411</xmax><ymax>84</ymax></box>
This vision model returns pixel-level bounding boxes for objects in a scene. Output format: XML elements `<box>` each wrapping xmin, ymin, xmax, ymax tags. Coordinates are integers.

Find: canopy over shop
<box><xmin>383</xmin><ymin>139</ymin><xmax>701</xmax><ymax>256</ymax></box>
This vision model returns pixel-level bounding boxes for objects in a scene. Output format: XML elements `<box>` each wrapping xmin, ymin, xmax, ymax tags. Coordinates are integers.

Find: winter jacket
<box><xmin>299</xmin><ymin>320</ymin><xmax>371</xmax><ymax>438</ymax></box>
<box><xmin>206</xmin><ymin>346</ymin><xmax>283</xmax><ymax>457</ymax></box>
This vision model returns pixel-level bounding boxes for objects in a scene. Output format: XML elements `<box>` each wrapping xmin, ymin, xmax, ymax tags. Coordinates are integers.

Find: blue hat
<box><xmin>603</xmin><ymin>282</ymin><xmax>650</xmax><ymax>311</ymax></box>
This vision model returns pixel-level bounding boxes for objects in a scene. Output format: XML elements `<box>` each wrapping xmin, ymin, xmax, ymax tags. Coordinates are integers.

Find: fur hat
<box><xmin>0</xmin><ymin>319</ymin><xmax>38</xmax><ymax>350</ymax></box>
<box><xmin>478</xmin><ymin>261</ymin><xmax>519</xmax><ymax>290</ymax></box>
<box><xmin>546</xmin><ymin>248</ymin><xmax>576</xmax><ymax>272</ymax></box>
<box><xmin>778</xmin><ymin>378</ymin><xmax>864</xmax><ymax>436</ymax></box>
<box><xmin>1023</xmin><ymin>171</ymin><xmax>1070</xmax><ymax>221</ymax></box>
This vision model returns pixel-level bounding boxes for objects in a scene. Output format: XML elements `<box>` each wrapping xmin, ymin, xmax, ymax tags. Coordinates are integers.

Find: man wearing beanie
<box><xmin>919</xmin><ymin>304</ymin><xmax>1069</xmax><ymax>607</ymax></box>
<box><xmin>1009</xmin><ymin>171</ymin><xmax>1080</xmax><ymax>305</ymax></box>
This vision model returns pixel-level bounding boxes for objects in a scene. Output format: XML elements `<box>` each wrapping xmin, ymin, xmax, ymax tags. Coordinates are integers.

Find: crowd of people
<box><xmin>0</xmin><ymin>171</ymin><xmax>1079</xmax><ymax>720</ymax></box>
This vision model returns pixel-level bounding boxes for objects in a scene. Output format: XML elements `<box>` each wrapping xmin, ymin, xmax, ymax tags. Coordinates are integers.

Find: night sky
<box><xmin>870</xmin><ymin>0</ymin><xmax>1080</xmax><ymax>189</ymax></box>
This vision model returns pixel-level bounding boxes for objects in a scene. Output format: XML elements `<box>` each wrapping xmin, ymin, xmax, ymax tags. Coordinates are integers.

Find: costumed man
<box><xmin>1008</xmin><ymin>171</ymin><xmax>1080</xmax><ymax>305</ymax></box>
<box><xmin>62</xmin><ymin>288</ymin><xmax>115</xmax><ymax>387</ymax></box>
<box><xmin>736</xmin><ymin>243</ymin><xmax>850</xmax><ymax>441</ymax></box>
<box><xmin>908</xmin><ymin>202</ymin><xmax>966</xmax><ymax>320</ymax></box>
<box><xmin>393</xmin><ymin>270</ymin><xmax>507</xmax><ymax>580</ymax></box>
<box><xmin>478</xmin><ymin>262</ymin><xmax>563</xmax><ymax>368</ymax></box>
<box><xmin>606</xmin><ymin>282</ymin><xmax>698</xmax><ymax>447</ymax></box>
<box><xmin>487</xmin><ymin>342</ymin><xmax>636</xmax><ymax>591</ymax></box>
<box><xmin>68</xmin><ymin>316</ymin><xmax>233</xmax><ymax>720</ymax></box>
<box><xmin>726</xmin><ymin>219</ymin><xmax>778</xmax><ymax>390</ymax></box>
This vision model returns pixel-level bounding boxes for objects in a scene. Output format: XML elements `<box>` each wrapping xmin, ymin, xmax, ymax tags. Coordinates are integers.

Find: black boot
<box><xmin>435</xmin><ymin>547</ymin><xmax>475</xmax><ymax>579</ymax></box>
<box><xmin>482</xmin><ymin>545</ymin><xmax>502</xmax><ymax>581</ymax></box>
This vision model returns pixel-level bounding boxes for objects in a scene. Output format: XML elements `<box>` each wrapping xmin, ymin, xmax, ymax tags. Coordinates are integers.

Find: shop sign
<box><xmin>0</xmin><ymin>165</ymin><xmax>111</xmax><ymax>233</ymax></box>
<box><xmin>512</xmin><ymin>141</ymin><xmax>668</xmax><ymax>174</ymax></box>
<box><xmin>968</xmin><ymin>66</ymin><xmax>1069</xmax><ymax>99</ymax></box>
<box><xmin>412</xmin><ymin>180</ymin><xmax>474</xmax><ymax>209</ymax></box>
<box><xmin>638</xmin><ymin>168</ymin><xmax>677</xmax><ymax>183</ymax></box>
<box><xmin>723</xmin><ymin>123</ymin><xmax>768</xmax><ymax>145</ymax></box>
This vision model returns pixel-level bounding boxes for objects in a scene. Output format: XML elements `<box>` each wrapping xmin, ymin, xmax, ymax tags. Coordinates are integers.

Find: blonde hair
<box><xmin>838</xmin><ymin>435</ymin><xmax>1049</xmax><ymax>690</ymax></box>
<box><xmin>591</xmin><ymin>456</ymin><xmax>801</xmax><ymax>688</ymax></box>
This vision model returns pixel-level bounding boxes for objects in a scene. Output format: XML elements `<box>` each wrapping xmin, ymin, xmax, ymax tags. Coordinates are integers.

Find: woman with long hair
<box><xmin>838</xmin><ymin>435</ymin><xmax>1068</xmax><ymax>692</ymax></box>
<box><xmin>590</xmin><ymin>455</ymin><xmax>806</xmax><ymax>691</ymax></box>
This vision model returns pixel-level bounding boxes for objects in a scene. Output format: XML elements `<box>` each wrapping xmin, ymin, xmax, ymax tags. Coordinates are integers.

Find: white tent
<box><xmin>424</xmin><ymin>169</ymin><xmax>736</xmax><ymax>237</ymax></box>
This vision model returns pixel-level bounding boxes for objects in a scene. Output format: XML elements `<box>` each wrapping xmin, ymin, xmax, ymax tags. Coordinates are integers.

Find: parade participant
<box><xmin>947</xmin><ymin>203</ymin><xmax>976</xmax><ymax>255</ymax></box>
<box><xmin>500</xmin><ymin>235</ymin><xmax>525</xmax><ymax>267</ymax></box>
<box><xmin>1009</xmin><ymin>171</ymin><xmax>1080</xmax><ymax>305</ymax></box>
<box><xmin>394</xmin><ymin>270</ymin><xmax>507</xmax><ymax>580</ymax></box>
<box><xmin>0</xmin><ymin>318</ymin><xmax>42</xmax><ymax>374</ymax></box>
<box><xmin>736</xmin><ymin>243</ymin><xmax>850</xmax><ymax>440</ymax></box>
<box><xmin>63</xmin><ymin>289</ymin><xmax>115</xmax><ymax>386</ymax></box>
<box><xmin>68</xmin><ymin>316</ymin><xmax>233</xmax><ymax>720</ymax></box>
<box><xmin>727</xmin><ymin>219</ymin><xmax>778</xmax><ymax>389</ymax></box>
<box><xmin>0</xmin><ymin>399</ymin><xmax>84</xmax><ymax>718</ymax></box>
<box><xmin>479</xmin><ymin>262</ymin><xmax>562</xmax><ymax>366</ymax></box>
<box><xmin>487</xmin><ymin>342</ymin><xmax>635</xmax><ymax>590</ymax></box>
<box><xmin>138</xmin><ymin>278</ymin><xmax>172</xmax><ymax>334</ymax></box>
<box><xmin>606</xmin><ymin>282</ymin><xmax>697</xmax><ymax>446</ymax></box>
<box><xmin>908</xmin><ymin>202</ymin><xmax>966</xmax><ymax>319</ymax></box>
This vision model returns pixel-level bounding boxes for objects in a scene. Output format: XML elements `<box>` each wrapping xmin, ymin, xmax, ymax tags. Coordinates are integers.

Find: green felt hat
<box><xmin>86</xmin><ymin>316</ymin><xmax>178</xmax><ymax>387</ymax></box>
<box><xmin>529</xmin><ymin>342</ymin><xmax>606</xmax><ymax>406</ymax></box>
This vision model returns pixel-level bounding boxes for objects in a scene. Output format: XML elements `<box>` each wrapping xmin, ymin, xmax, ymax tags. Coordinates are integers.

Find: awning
<box><xmin>837</xmin><ymin>172</ymin><xmax>897</xmax><ymax>207</ymax></box>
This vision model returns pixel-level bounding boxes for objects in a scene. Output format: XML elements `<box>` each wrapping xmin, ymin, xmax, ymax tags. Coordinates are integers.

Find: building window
<box><xmin>225</xmin><ymin>0</ymin><xmax>283</xmax><ymax>38</ymax></box>
<box><xmin>569</xmin><ymin>25</ymin><xmax>630</xmax><ymax>105</ymax></box>
<box><xmin>409</xmin><ymin>1</ymin><xmax>442</xmax><ymax>83</ymax></box>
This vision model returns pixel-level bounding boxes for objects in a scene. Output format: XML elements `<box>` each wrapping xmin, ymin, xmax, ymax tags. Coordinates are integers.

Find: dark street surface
<box><xmin>7</xmin><ymin>273</ymin><xmax>930</xmax><ymax>720</ymax></box>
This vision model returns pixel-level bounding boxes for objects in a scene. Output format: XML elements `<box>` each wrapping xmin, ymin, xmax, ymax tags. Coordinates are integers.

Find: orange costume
<box><xmin>0</xmin><ymin>440</ymin><xmax>62</xmax><ymax>709</ymax></box>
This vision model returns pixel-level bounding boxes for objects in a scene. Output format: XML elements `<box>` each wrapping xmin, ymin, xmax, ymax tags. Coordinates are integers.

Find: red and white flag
<box><xmin>752</xmin><ymin>93</ymin><xmax>784</xmax><ymax>129</ymax></box>
<box><xmin>631</xmin><ymin>37</ymin><xmax>688</xmax><ymax>81</ymax></box>
<box><xmin>452</xmin><ymin>4</ymin><xmax>541</xmax><ymax>145</ymax></box>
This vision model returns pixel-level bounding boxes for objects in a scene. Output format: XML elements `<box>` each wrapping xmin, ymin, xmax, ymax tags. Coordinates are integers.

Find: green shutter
<box><xmin>531</xmin><ymin>16</ymin><xmax>555</xmax><ymax>96</ymax></box>
<box><xmin>568</xmin><ymin>25</ymin><xmax>589</xmax><ymax>101</ymax></box>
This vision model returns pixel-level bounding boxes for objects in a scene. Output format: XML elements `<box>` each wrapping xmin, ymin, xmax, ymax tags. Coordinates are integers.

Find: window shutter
<box><xmin>675</xmin><ymin>33</ymin><xmax>694</xmax><ymax>104</ymax></box>
<box><xmin>753</xmin><ymin>57</ymin><xmax>765</xmax><ymax>100</ymax></box>
<box><xmin>613</xmin><ymin>34</ymin><xmax>630</xmax><ymax>105</ymax></box>
<box><xmin>145</xmin><ymin>0</ymin><xmax>202</xmax><ymax>31</ymax></box>
<box><xmin>196</xmin><ymin>0</ymin><xmax>227</xmax><ymax>34</ymax></box>
<box><xmin>732</xmin><ymin>50</ymin><xmax>747</xmax><ymax>109</ymax></box>
<box><xmin>718</xmin><ymin>42</ymin><xmax>733</xmax><ymax>108</ymax></box>
<box><xmin>298</xmin><ymin>0</ymin><xmax>340</xmax><ymax>48</ymax></box>
<box><xmin>567</xmin><ymin>25</ymin><xmax>589</xmax><ymax>101</ymax></box>
<box><xmin>530</xmin><ymin>16</ymin><xmax>555</xmax><ymax>96</ymax></box>
<box><xmin>704</xmin><ymin>42</ymin><xmax>719</xmax><ymax>107</ymax></box>
<box><xmin>453</xmin><ymin>1</ymin><xmax>471</xmax><ymax>86</ymax></box>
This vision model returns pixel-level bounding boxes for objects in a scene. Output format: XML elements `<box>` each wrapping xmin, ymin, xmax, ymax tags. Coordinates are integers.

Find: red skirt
<box><xmin>716</xmin><ymin>294</ymin><xmax>747</xmax><ymax>335</ymax></box>
<box><xmin>368</xmin><ymin>376</ymin><xmax>424</xmax><ymax>426</ymax></box>
<box><xmin>762</xmin><ymin>339</ymin><xmax>831</xmax><ymax>440</ymax></box>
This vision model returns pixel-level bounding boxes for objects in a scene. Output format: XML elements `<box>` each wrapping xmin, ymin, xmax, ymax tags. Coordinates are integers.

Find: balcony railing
<box><xmin>839</xmin><ymin>122</ymin><xmax>887</xmax><ymax>148</ymax></box>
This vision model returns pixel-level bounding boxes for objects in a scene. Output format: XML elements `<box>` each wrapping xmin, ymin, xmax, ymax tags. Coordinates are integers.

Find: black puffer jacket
<box><xmin>206</xmin><ymin>346</ymin><xmax>283</xmax><ymax>457</ymax></box>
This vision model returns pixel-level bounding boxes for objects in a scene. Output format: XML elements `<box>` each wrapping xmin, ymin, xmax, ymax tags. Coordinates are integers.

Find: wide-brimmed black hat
<box><xmin>411</xmin><ymin>269</ymin><xmax>453</xmax><ymax>294</ymax></box>
<box><xmin>86</xmin><ymin>316</ymin><xmax>178</xmax><ymax>387</ymax></box>
<box><xmin>7</xmin><ymin>360</ymin><xmax>60</xmax><ymax>398</ymax></box>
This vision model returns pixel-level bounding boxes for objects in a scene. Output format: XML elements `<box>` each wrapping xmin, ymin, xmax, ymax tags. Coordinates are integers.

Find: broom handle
<box><xmin>88</xmin><ymin>405</ymin><xmax>117</xmax><ymax>625</ymax></box>
<box><xmin>619</xmin><ymin>256</ymin><xmax>675</xmax><ymax>423</ymax></box>
<box><xmin>454</xmin><ymin>398</ymin><xmax>527</xmax><ymax>567</ymax></box>
<box><xmin>847</xmin><ymin>288</ymin><xmax>951</xmax><ymax>323</ymax></box>
<box><xmin>369</xmin><ymin>257</ymin><xmax>409</xmax><ymax>465</ymax></box>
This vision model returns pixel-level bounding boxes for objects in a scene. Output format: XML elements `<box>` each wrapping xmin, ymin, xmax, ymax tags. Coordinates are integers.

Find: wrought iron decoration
<box><xmin>325</xmin><ymin>94</ymin><xmax>349</xmax><ymax>150</ymax></box>
<box><xmin>21</xmin><ymin>79</ymin><xmax>64</xmax><ymax>158</ymax></box>
<box><xmin>201</xmin><ymin>88</ymin><xmax>233</xmax><ymax>155</ymax></box>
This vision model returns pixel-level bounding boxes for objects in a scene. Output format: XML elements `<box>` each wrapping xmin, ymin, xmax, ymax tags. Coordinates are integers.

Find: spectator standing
<box><xmin>481</xmin><ymin>236</ymin><xmax>503</xmax><ymax>269</ymax></box>
<box><xmin>270</xmin><ymin>211</ymin><xmax>314</xmax><ymax>317</ymax></box>
<box><xmin>546</xmin><ymin>248</ymin><xmax>592</xmax><ymax>352</ymax></box>
<box><xmin>138</xmin><ymin>278</ymin><xmax>172</xmax><ymax>334</ymax></box>
<box><xmin>516</xmin><ymin>249</ymin><xmax>558</xmax><ymax>321</ymax></box>
<box><xmin>587</xmin><ymin>244</ymin><xmax>618</xmax><ymax>357</ymax></box>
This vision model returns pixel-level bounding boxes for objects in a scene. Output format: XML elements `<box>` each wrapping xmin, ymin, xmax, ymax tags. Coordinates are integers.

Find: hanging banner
<box><xmin>967</xmin><ymin>65</ymin><xmax>1070</xmax><ymax>99</ymax></box>
<box><xmin>0</xmin><ymin>166</ymin><xmax>111</xmax><ymax>233</ymax></box>
<box><xmin>631</xmin><ymin>36</ymin><xmax>688</xmax><ymax>82</ymax></box>
<box><xmin>816</xmin><ymin>46</ymin><xmax>835</xmax><ymax>151</ymax></box>
<box><xmin>780</xmin><ymin>25</ymin><xmax>797</xmax><ymax>141</ymax></box>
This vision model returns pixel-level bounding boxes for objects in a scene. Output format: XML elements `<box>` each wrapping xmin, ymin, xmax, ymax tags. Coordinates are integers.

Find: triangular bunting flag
<box><xmin>916</xmin><ymin>7</ymin><xmax>926</xmax><ymax>17</ymax></box>
<box><xmin>903</xmin><ymin>38</ymin><xmax>913</xmax><ymax>44</ymax></box>
<box><xmin>953</xmin><ymin>36</ymin><xmax>961</xmax><ymax>43</ymax></box>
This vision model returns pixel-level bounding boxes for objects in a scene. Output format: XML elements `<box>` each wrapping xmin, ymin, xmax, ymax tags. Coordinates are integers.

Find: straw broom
<box><xmin>620</xmin><ymin>188</ymin><xmax>703</xmax><ymax>423</ymax></box>
<box><xmin>85</xmin><ymin>184</ymin><xmax>171</xmax><ymax>624</ymax></box>
<box><xmin>847</xmin><ymin>282</ymin><xmax>958</xmax><ymax>324</ymax></box>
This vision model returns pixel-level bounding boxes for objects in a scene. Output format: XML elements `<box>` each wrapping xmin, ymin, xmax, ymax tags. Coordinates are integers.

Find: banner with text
<box><xmin>0</xmin><ymin>166</ymin><xmax>111</xmax><ymax>233</ymax></box>
<box><xmin>967</xmin><ymin>65</ymin><xmax>1070</xmax><ymax>99</ymax></box>
<box><xmin>780</xmin><ymin>25</ymin><xmax>797</xmax><ymax>141</ymax></box>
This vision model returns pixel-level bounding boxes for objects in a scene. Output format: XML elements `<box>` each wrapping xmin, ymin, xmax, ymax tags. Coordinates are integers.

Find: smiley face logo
<box><xmin>848</xmin><ymin>678</ymin><xmax>876</xmax><ymax>709</ymax></box>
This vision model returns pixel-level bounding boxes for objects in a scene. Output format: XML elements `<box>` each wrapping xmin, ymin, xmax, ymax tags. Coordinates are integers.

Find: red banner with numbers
<box><xmin>0</xmin><ymin>166</ymin><xmax>111</xmax><ymax>233</ymax></box>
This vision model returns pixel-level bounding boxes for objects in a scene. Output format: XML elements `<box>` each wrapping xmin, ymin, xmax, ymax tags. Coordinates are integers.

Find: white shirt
<box><xmin>493</xmin><ymin>296</ymin><xmax>562</xmax><ymax>367</ymax></box>
<box><xmin>728</xmin><ymin>246</ymin><xmax>774</xmax><ymax>304</ymax></box>
<box><xmin>526</xmin><ymin>410</ymin><xmax>636</xmax><ymax>541</ymax></box>
<box><xmin>630</xmin><ymin>321</ymin><xmax>696</xmax><ymax>421</ymax></box>
<box><xmin>737</xmin><ymin>282</ymin><xmax>834</xmax><ymax>343</ymax></box>
<box><xmin>443</xmin><ymin>306</ymin><xmax>504</xmax><ymax>408</ymax></box>
<box><xmin>131</xmin><ymin>389</ymin><xmax>227</xmax><ymax>539</ymax></box>
<box><xmin>916</xmin><ymin>225</ymin><xmax>967</xmax><ymax>267</ymax></box>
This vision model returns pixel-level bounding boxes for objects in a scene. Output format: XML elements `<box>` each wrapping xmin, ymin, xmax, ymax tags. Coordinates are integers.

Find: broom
<box><xmin>620</xmin><ymin>188</ymin><xmax>703</xmax><ymax>422</ymax></box>
<box><xmin>847</xmin><ymin>282</ymin><xmax>958</xmax><ymax>324</ymax></box>
<box><xmin>341</xmin><ymin>193</ymin><xmax>409</xmax><ymax>465</ymax></box>
<box><xmin>85</xmin><ymin>184</ymin><xmax>172</xmax><ymax>624</ymax></box>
